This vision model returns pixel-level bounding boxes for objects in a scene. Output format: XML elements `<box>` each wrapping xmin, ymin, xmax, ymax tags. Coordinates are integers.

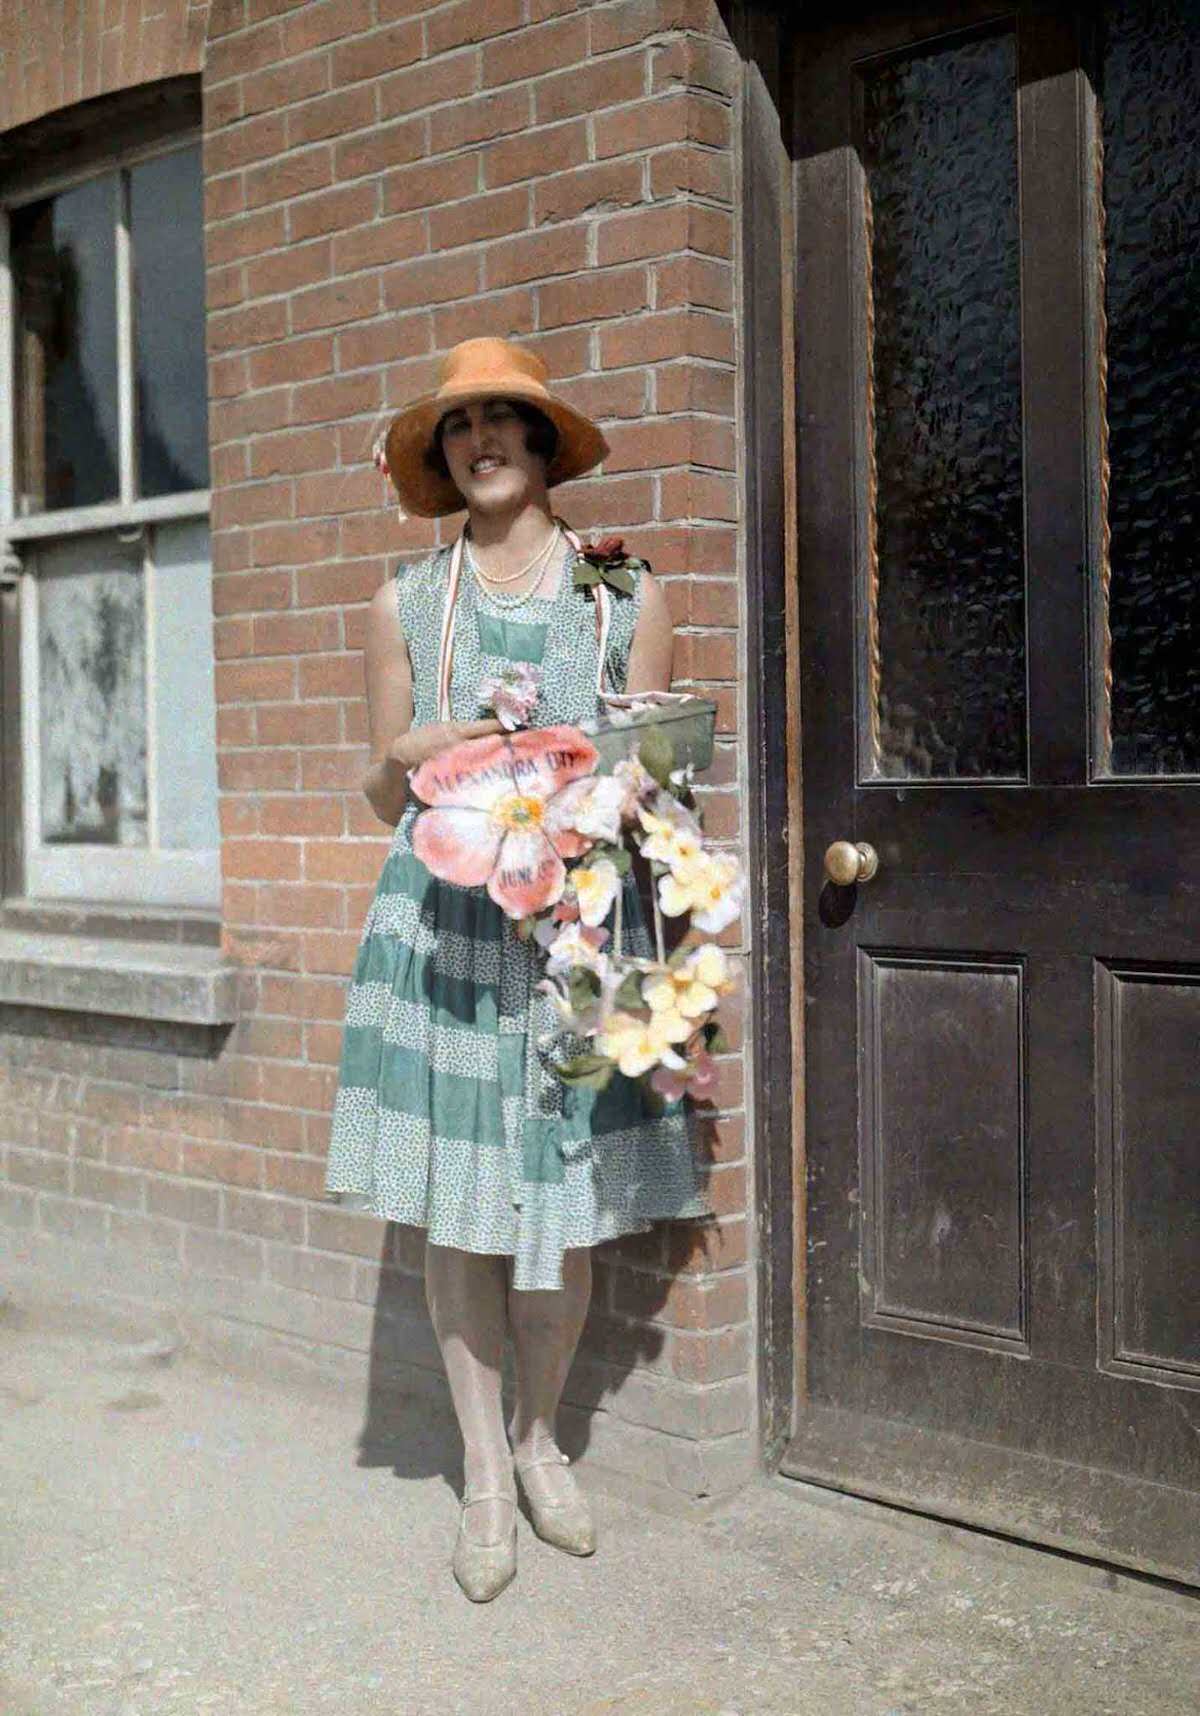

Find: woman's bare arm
<box><xmin>360</xmin><ymin>580</ymin><xmax>501</xmax><ymax>827</ymax></box>
<box><xmin>623</xmin><ymin>568</ymin><xmax>674</xmax><ymax>695</ymax></box>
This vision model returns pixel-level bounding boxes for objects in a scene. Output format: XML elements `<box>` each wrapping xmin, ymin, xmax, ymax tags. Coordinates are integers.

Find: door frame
<box><xmin>726</xmin><ymin>3</ymin><xmax>803</xmax><ymax>1466</ymax></box>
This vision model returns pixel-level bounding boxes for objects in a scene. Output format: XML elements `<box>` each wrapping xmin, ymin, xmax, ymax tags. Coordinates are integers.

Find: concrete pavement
<box><xmin>1</xmin><ymin>1288</ymin><xmax>1197</xmax><ymax>1716</ymax></box>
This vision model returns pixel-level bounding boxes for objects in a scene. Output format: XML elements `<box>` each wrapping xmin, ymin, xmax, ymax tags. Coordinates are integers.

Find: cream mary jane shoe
<box><xmin>514</xmin><ymin>1450</ymin><xmax>596</xmax><ymax>1557</ymax></box>
<box><xmin>452</xmin><ymin>1491</ymin><xmax>517</xmax><ymax>1602</ymax></box>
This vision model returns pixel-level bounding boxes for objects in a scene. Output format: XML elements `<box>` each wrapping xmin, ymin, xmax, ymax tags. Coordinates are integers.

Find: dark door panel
<box><xmin>788</xmin><ymin>0</ymin><xmax>1200</xmax><ymax>1583</ymax></box>
<box><xmin>858</xmin><ymin>951</ymin><xmax>1027</xmax><ymax>1344</ymax></box>
<box><xmin>1097</xmin><ymin>966</ymin><xmax>1200</xmax><ymax>1386</ymax></box>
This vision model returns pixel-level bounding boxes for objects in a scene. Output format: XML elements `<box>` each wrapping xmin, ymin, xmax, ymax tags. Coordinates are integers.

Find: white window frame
<box><xmin>0</xmin><ymin>130</ymin><xmax>219</xmax><ymax>910</ymax></box>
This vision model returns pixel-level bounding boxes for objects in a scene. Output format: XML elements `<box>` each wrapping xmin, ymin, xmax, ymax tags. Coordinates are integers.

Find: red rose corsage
<box><xmin>572</xmin><ymin>536</ymin><xmax>647</xmax><ymax>598</ymax></box>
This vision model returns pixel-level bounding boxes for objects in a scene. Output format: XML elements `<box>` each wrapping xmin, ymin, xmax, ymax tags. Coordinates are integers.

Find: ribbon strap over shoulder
<box><xmin>559</xmin><ymin>522</ymin><xmax>612</xmax><ymax>698</ymax></box>
<box><xmin>435</xmin><ymin>533</ymin><xmax>465</xmax><ymax>722</ymax></box>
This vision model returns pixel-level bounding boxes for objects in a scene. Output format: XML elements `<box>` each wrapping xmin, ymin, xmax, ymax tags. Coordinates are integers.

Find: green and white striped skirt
<box><xmin>324</xmin><ymin>819</ymin><xmax>709</xmax><ymax>1291</ymax></box>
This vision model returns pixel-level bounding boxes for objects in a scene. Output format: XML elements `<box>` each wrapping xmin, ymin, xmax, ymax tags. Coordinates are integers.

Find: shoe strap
<box><xmin>462</xmin><ymin>1490</ymin><xmax>517</xmax><ymax>1508</ymax></box>
<box><xmin>515</xmin><ymin>1451</ymin><xmax>571</xmax><ymax>1474</ymax></box>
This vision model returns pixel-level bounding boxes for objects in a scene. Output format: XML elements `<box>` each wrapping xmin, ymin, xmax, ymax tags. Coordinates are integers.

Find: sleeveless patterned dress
<box><xmin>323</xmin><ymin>533</ymin><xmax>709</xmax><ymax>1290</ymax></box>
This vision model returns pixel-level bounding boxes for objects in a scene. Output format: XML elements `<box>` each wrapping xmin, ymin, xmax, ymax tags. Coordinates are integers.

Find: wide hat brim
<box><xmin>383</xmin><ymin>377</ymin><xmax>609</xmax><ymax>518</ymax></box>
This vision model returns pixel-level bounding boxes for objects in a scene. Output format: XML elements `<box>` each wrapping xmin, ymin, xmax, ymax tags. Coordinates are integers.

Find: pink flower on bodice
<box><xmin>480</xmin><ymin>661</ymin><xmax>542</xmax><ymax>731</ymax></box>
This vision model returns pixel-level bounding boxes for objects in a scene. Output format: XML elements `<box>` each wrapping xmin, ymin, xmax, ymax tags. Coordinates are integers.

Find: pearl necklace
<box><xmin>466</xmin><ymin>524</ymin><xmax>561</xmax><ymax>606</ymax></box>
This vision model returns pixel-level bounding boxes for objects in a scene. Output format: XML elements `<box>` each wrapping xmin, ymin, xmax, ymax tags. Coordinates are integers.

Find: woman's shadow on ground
<box><xmin>350</xmin><ymin>1101</ymin><xmax>720</xmax><ymax>1502</ymax></box>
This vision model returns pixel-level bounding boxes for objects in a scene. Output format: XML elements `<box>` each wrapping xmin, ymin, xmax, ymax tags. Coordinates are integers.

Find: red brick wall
<box><xmin>0</xmin><ymin>0</ymin><xmax>210</xmax><ymax>130</ymax></box>
<box><xmin>1</xmin><ymin>0</ymin><xmax>754</xmax><ymax>1485</ymax></box>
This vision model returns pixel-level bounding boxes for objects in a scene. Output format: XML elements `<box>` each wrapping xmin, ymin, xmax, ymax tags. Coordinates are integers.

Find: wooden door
<box><xmin>787</xmin><ymin>0</ymin><xmax>1200</xmax><ymax>1584</ymax></box>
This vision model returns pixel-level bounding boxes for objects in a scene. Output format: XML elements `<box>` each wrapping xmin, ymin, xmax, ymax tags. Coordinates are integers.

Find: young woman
<box><xmin>324</xmin><ymin>337</ymin><xmax>706</xmax><ymax>1601</ymax></box>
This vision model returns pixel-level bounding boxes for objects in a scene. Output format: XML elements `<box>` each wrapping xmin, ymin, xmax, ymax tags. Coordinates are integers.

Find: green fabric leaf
<box><xmin>600</xmin><ymin>563</ymin><xmax>635</xmax><ymax>596</ymax></box>
<box><xmin>573</xmin><ymin>563</ymin><xmax>601</xmax><ymax>590</ymax></box>
<box><xmin>614</xmin><ymin>970</ymin><xmax>646</xmax><ymax>1010</ymax></box>
<box><xmin>589</xmin><ymin>840</ymin><xmax>631</xmax><ymax>875</ymax></box>
<box><xmin>567</xmin><ymin>968</ymin><xmax>601</xmax><ymax>1011</ymax></box>
<box><xmin>555</xmin><ymin>1053</ymin><xmax>616</xmax><ymax>1091</ymax></box>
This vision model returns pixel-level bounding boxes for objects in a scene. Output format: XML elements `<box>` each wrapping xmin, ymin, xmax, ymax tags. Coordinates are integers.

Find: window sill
<box><xmin>0</xmin><ymin>929</ymin><xmax>239</xmax><ymax>1025</ymax></box>
<box><xmin>0</xmin><ymin>897</ymin><xmax>220</xmax><ymax>947</ymax></box>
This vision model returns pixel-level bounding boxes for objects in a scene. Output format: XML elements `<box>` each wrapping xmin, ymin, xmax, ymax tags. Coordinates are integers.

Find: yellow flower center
<box><xmin>492</xmin><ymin>792</ymin><xmax>544</xmax><ymax>832</ymax></box>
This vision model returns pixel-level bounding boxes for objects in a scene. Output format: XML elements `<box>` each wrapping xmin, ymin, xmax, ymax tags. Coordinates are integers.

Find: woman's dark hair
<box><xmin>423</xmin><ymin>397</ymin><xmax>559</xmax><ymax>481</ymax></box>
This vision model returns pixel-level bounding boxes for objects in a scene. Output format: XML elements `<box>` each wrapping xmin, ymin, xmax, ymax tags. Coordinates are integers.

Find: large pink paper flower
<box><xmin>410</xmin><ymin>726</ymin><xmax>599</xmax><ymax>919</ymax></box>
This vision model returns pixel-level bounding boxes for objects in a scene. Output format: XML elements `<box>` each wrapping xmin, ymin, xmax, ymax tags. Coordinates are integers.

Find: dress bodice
<box><xmin>393</xmin><ymin>533</ymin><xmax>642</xmax><ymax>731</ymax></box>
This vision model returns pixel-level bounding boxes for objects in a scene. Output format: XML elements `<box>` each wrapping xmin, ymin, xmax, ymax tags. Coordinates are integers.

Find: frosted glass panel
<box><xmin>1100</xmin><ymin>0</ymin><xmax>1200</xmax><ymax>776</ymax></box>
<box><xmin>38</xmin><ymin>534</ymin><xmax>147</xmax><ymax>845</ymax></box>
<box><xmin>152</xmin><ymin>519</ymin><xmax>218</xmax><ymax>850</ymax></box>
<box><xmin>862</xmin><ymin>30</ymin><xmax>1026</xmax><ymax>780</ymax></box>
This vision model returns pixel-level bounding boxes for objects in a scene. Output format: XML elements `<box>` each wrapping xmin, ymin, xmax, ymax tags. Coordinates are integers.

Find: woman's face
<box><xmin>437</xmin><ymin>396</ymin><xmax>549</xmax><ymax>516</ymax></box>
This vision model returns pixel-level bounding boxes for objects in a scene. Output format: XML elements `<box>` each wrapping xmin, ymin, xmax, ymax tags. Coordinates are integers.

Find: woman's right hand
<box><xmin>391</xmin><ymin>718</ymin><xmax>505</xmax><ymax>771</ymax></box>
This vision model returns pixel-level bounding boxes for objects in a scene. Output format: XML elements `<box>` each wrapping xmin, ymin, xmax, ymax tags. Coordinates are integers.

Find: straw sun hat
<box><xmin>379</xmin><ymin>337</ymin><xmax>609</xmax><ymax>518</ymax></box>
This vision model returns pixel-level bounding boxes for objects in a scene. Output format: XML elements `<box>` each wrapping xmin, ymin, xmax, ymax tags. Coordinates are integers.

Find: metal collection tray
<box><xmin>584</xmin><ymin>695</ymin><xmax>718</xmax><ymax>777</ymax></box>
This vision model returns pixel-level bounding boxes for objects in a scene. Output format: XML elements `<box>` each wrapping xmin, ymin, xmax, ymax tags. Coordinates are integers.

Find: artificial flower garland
<box><xmin>407</xmin><ymin>543</ymin><xmax>744</xmax><ymax>1104</ymax></box>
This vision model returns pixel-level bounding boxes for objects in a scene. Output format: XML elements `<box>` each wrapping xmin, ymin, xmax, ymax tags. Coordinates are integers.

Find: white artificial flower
<box><xmin>612</xmin><ymin>753</ymin><xmax>658</xmax><ymax>820</ymax></box>
<box><xmin>637</xmin><ymin>795</ymin><xmax>705</xmax><ymax>873</ymax></box>
<box><xmin>657</xmin><ymin>852</ymin><xmax>745</xmax><ymax>934</ymax></box>
<box><xmin>643</xmin><ymin>942</ymin><xmax>734</xmax><ymax>1019</ymax></box>
<box><xmin>595</xmin><ymin>1008</ymin><xmax>691</xmax><ymax>1079</ymax></box>
<box><xmin>571</xmin><ymin>857</ymin><xmax>623</xmax><ymax>927</ymax></box>
<box><xmin>544</xmin><ymin>921</ymin><xmax>610</xmax><ymax>978</ymax></box>
<box><xmin>544</xmin><ymin>774</ymin><xmax>626</xmax><ymax>845</ymax></box>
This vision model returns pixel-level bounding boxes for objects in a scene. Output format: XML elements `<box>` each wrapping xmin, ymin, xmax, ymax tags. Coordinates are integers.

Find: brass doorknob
<box><xmin>823</xmin><ymin>840</ymin><xmax>879</xmax><ymax>886</ymax></box>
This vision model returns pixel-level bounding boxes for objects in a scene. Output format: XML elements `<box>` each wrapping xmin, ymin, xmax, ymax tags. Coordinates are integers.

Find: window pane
<box><xmin>38</xmin><ymin>534</ymin><xmax>147</xmax><ymax>847</ymax></box>
<box><xmin>152</xmin><ymin>518</ymin><xmax>219</xmax><ymax>850</ymax></box>
<box><xmin>1099</xmin><ymin>1</ymin><xmax>1200</xmax><ymax>776</ymax></box>
<box><xmin>12</xmin><ymin>177</ymin><xmax>120</xmax><ymax>512</ymax></box>
<box><xmin>130</xmin><ymin>146</ymin><xmax>210</xmax><ymax>497</ymax></box>
<box><xmin>861</xmin><ymin>30</ymin><xmax>1027</xmax><ymax>780</ymax></box>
